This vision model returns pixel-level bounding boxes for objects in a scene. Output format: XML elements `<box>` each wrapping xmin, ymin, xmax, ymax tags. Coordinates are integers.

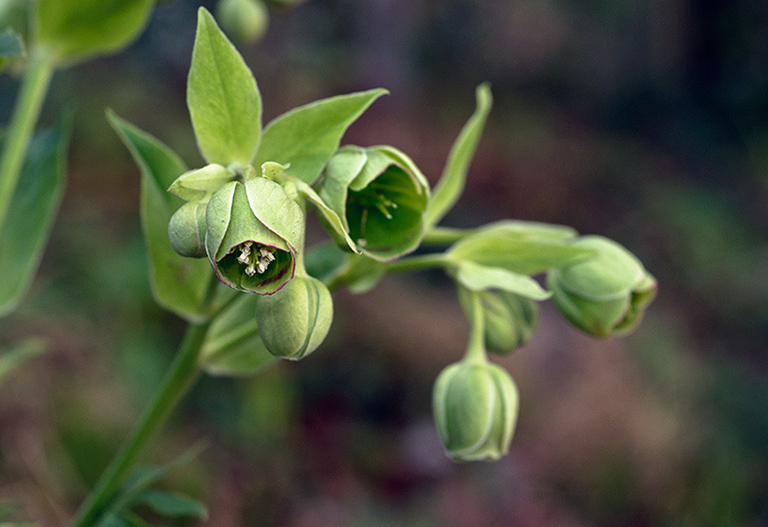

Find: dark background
<box><xmin>1</xmin><ymin>0</ymin><xmax>767</xmax><ymax>525</ymax></box>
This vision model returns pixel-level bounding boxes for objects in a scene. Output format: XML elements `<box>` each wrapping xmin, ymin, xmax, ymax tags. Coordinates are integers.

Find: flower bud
<box><xmin>255</xmin><ymin>275</ymin><xmax>333</xmax><ymax>360</ymax></box>
<box><xmin>168</xmin><ymin>201</ymin><xmax>208</xmax><ymax>258</ymax></box>
<box><xmin>459</xmin><ymin>288</ymin><xmax>539</xmax><ymax>354</ymax></box>
<box><xmin>205</xmin><ymin>177</ymin><xmax>304</xmax><ymax>294</ymax></box>
<box><xmin>433</xmin><ymin>361</ymin><xmax>519</xmax><ymax>461</ymax></box>
<box><xmin>317</xmin><ymin>145</ymin><xmax>430</xmax><ymax>261</ymax></box>
<box><xmin>547</xmin><ymin>236</ymin><xmax>657</xmax><ymax>338</ymax></box>
<box><xmin>216</xmin><ymin>0</ymin><xmax>269</xmax><ymax>45</ymax></box>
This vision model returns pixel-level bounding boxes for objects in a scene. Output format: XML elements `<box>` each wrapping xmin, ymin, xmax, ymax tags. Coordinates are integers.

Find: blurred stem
<box><xmin>71</xmin><ymin>321</ymin><xmax>211</xmax><ymax>527</ymax></box>
<box><xmin>384</xmin><ymin>253</ymin><xmax>446</xmax><ymax>274</ymax></box>
<box><xmin>0</xmin><ymin>48</ymin><xmax>56</xmax><ymax>234</ymax></box>
<box><xmin>421</xmin><ymin>227</ymin><xmax>476</xmax><ymax>247</ymax></box>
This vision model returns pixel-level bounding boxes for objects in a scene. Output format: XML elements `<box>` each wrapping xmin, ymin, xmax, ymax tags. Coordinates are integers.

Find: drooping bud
<box><xmin>254</xmin><ymin>275</ymin><xmax>333</xmax><ymax>360</ymax></box>
<box><xmin>316</xmin><ymin>145</ymin><xmax>430</xmax><ymax>261</ymax></box>
<box><xmin>547</xmin><ymin>236</ymin><xmax>657</xmax><ymax>338</ymax></box>
<box><xmin>205</xmin><ymin>177</ymin><xmax>304</xmax><ymax>294</ymax></box>
<box><xmin>459</xmin><ymin>288</ymin><xmax>539</xmax><ymax>354</ymax></box>
<box><xmin>168</xmin><ymin>201</ymin><xmax>208</xmax><ymax>258</ymax></box>
<box><xmin>432</xmin><ymin>361</ymin><xmax>519</xmax><ymax>461</ymax></box>
<box><xmin>216</xmin><ymin>0</ymin><xmax>269</xmax><ymax>45</ymax></box>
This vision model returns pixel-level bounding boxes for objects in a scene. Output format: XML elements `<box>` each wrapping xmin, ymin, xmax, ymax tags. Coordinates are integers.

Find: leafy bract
<box><xmin>454</xmin><ymin>261</ymin><xmax>551</xmax><ymax>300</ymax></box>
<box><xmin>188</xmin><ymin>7</ymin><xmax>262</xmax><ymax>165</ymax></box>
<box><xmin>0</xmin><ymin>118</ymin><xmax>69</xmax><ymax>317</ymax></box>
<box><xmin>35</xmin><ymin>0</ymin><xmax>154</xmax><ymax>64</ymax></box>
<box><xmin>426</xmin><ymin>83</ymin><xmax>492</xmax><ymax>227</ymax></box>
<box><xmin>108</xmin><ymin>111</ymin><xmax>212</xmax><ymax>322</ymax></box>
<box><xmin>253</xmin><ymin>89</ymin><xmax>387</xmax><ymax>184</ymax></box>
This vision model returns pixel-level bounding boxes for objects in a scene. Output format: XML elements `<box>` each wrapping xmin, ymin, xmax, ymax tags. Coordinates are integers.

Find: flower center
<box><xmin>235</xmin><ymin>241</ymin><xmax>276</xmax><ymax>276</ymax></box>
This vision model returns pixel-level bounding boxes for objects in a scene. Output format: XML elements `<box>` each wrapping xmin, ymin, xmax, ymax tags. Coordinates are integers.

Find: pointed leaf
<box><xmin>108</xmin><ymin>111</ymin><xmax>212</xmax><ymax>322</ymax></box>
<box><xmin>426</xmin><ymin>83</ymin><xmax>492</xmax><ymax>227</ymax></box>
<box><xmin>35</xmin><ymin>0</ymin><xmax>154</xmax><ymax>64</ymax></box>
<box><xmin>188</xmin><ymin>7</ymin><xmax>262</xmax><ymax>165</ymax></box>
<box><xmin>0</xmin><ymin>118</ymin><xmax>69</xmax><ymax>317</ymax></box>
<box><xmin>253</xmin><ymin>89</ymin><xmax>387</xmax><ymax>184</ymax></box>
<box><xmin>454</xmin><ymin>261</ymin><xmax>551</xmax><ymax>300</ymax></box>
<box><xmin>0</xmin><ymin>338</ymin><xmax>46</xmax><ymax>387</ymax></box>
<box><xmin>129</xmin><ymin>490</ymin><xmax>207</xmax><ymax>519</ymax></box>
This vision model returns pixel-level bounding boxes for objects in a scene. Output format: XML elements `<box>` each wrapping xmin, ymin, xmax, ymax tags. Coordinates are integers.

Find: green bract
<box><xmin>317</xmin><ymin>145</ymin><xmax>430</xmax><ymax>261</ymax></box>
<box><xmin>255</xmin><ymin>275</ymin><xmax>333</xmax><ymax>360</ymax></box>
<box><xmin>459</xmin><ymin>288</ymin><xmax>539</xmax><ymax>354</ymax></box>
<box><xmin>547</xmin><ymin>236</ymin><xmax>657</xmax><ymax>338</ymax></box>
<box><xmin>205</xmin><ymin>178</ymin><xmax>304</xmax><ymax>294</ymax></box>
<box><xmin>432</xmin><ymin>361</ymin><xmax>519</xmax><ymax>462</ymax></box>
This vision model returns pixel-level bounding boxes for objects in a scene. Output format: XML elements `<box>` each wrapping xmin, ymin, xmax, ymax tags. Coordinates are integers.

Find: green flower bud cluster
<box><xmin>216</xmin><ymin>0</ymin><xmax>269</xmax><ymax>45</ymax></box>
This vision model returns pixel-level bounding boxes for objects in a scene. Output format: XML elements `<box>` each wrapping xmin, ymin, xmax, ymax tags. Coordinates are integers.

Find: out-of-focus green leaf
<box><xmin>0</xmin><ymin>338</ymin><xmax>46</xmax><ymax>387</ymax></box>
<box><xmin>426</xmin><ymin>83</ymin><xmax>492</xmax><ymax>227</ymax></box>
<box><xmin>108</xmin><ymin>111</ymin><xmax>212</xmax><ymax>322</ymax></box>
<box><xmin>35</xmin><ymin>0</ymin><xmax>154</xmax><ymax>64</ymax></box>
<box><xmin>129</xmin><ymin>490</ymin><xmax>207</xmax><ymax>519</ymax></box>
<box><xmin>454</xmin><ymin>261</ymin><xmax>551</xmax><ymax>300</ymax></box>
<box><xmin>0</xmin><ymin>28</ymin><xmax>24</xmax><ymax>73</ymax></box>
<box><xmin>0</xmin><ymin>118</ymin><xmax>69</xmax><ymax>317</ymax></box>
<box><xmin>200</xmin><ymin>294</ymin><xmax>275</xmax><ymax>376</ymax></box>
<box><xmin>188</xmin><ymin>7</ymin><xmax>261</xmax><ymax>165</ymax></box>
<box><xmin>446</xmin><ymin>220</ymin><xmax>595</xmax><ymax>276</ymax></box>
<box><xmin>253</xmin><ymin>89</ymin><xmax>387</xmax><ymax>184</ymax></box>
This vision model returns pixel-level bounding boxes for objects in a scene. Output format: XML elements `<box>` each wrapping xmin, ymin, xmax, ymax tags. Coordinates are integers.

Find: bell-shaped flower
<box><xmin>432</xmin><ymin>361</ymin><xmax>519</xmax><ymax>461</ymax></box>
<box><xmin>254</xmin><ymin>275</ymin><xmax>333</xmax><ymax>360</ymax></box>
<box><xmin>205</xmin><ymin>177</ymin><xmax>304</xmax><ymax>294</ymax></box>
<box><xmin>547</xmin><ymin>236</ymin><xmax>657</xmax><ymax>338</ymax></box>
<box><xmin>316</xmin><ymin>145</ymin><xmax>430</xmax><ymax>261</ymax></box>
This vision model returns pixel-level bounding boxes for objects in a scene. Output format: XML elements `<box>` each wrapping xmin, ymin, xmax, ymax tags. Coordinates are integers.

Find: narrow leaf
<box><xmin>426</xmin><ymin>83</ymin><xmax>492</xmax><ymax>227</ymax></box>
<box><xmin>454</xmin><ymin>261</ymin><xmax>551</xmax><ymax>300</ymax></box>
<box><xmin>0</xmin><ymin>118</ymin><xmax>69</xmax><ymax>317</ymax></box>
<box><xmin>129</xmin><ymin>490</ymin><xmax>207</xmax><ymax>519</ymax></box>
<box><xmin>35</xmin><ymin>0</ymin><xmax>154</xmax><ymax>64</ymax></box>
<box><xmin>0</xmin><ymin>338</ymin><xmax>46</xmax><ymax>387</ymax></box>
<box><xmin>188</xmin><ymin>7</ymin><xmax>262</xmax><ymax>165</ymax></box>
<box><xmin>108</xmin><ymin>111</ymin><xmax>212</xmax><ymax>322</ymax></box>
<box><xmin>253</xmin><ymin>89</ymin><xmax>387</xmax><ymax>184</ymax></box>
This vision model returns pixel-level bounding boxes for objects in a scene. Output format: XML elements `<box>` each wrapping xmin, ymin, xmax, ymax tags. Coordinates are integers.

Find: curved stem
<box><xmin>462</xmin><ymin>287</ymin><xmax>488</xmax><ymax>364</ymax></box>
<box><xmin>0</xmin><ymin>48</ymin><xmax>56</xmax><ymax>234</ymax></box>
<box><xmin>71</xmin><ymin>321</ymin><xmax>211</xmax><ymax>527</ymax></box>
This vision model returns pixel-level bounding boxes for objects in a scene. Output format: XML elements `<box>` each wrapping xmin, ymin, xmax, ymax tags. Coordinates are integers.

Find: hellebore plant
<box><xmin>67</xmin><ymin>7</ymin><xmax>657</xmax><ymax>524</ymax></box>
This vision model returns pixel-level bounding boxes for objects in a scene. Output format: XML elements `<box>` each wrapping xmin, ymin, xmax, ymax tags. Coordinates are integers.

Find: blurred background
<box><xmin>1</xmin><ymin>0</ymin><xmax>768</xmax><ymax>525</ymax></box>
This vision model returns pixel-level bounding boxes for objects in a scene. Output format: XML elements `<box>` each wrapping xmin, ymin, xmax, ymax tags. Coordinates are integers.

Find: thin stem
<box><xmin>0</xmin><ymin>48</ymin><xmax>56</xmax><ymax>234</ymax></box>
<box><xmin>384</xmin><ymin>253</ymin><xmax>447</xmax><ymax>274</ymax></box>
<box><xmin>462</xmin><ymin>287</ymin><xmax>488</xmax><ymax>364</ymax></box>
<box><xmin>71</xmin><ymin>321</ymin><xmax>211</xmax><ymax>527</ymax></box>
<box><xmin>421</xmin><ymin>227</ymin><xmax>476</xmax><ymax>247</ymax></box>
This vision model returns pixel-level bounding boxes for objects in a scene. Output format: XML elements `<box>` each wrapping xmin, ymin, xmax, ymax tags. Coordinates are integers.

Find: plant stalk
<box><xmin>0</xmin><ymin>48</ymin><xmax>56</xmax><ymax>233</ymax></box>
<box><xmin>71</xmin><ymin>321</ymin><xmax>211</xmax><ymax>526</ymax></box>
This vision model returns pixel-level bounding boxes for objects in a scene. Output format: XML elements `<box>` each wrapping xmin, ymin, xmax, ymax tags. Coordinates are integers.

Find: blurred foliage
<box><xmin>2</xmin><ymin>0</ymin><xmax>768</xmax><ymax>525</ymax></box>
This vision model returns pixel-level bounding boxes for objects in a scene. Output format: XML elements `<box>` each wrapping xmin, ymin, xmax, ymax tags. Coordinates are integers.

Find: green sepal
<box><xmin>168</xmin><ymin>201</ymin><xmax>207</xmax><ymax>258</ymax></box>
<box><xmin>167</xmin><ymin>164</ymin><xmax>233</xmax><ymax>202</ymax></box>
<box><xmin>199</xmin><ymin>293</ymin><xmax>276</xmax><ymax>376</ymax></box>
<box><xmin>108</xmin><ymin>111</ymin><xmax>212</xmax><ymax>322</ymax></box>
<box><xmin>432</xmin><ymin>361</ymin><xmax>519</xmax><ymax>461</ymax></box>
<box><xmin>35</xmin><ymin>0</ymin><xmax>154</xmax><ymax>65</ymax></box>
<box><xmin>253</xmin><ymin>88</ymin><xmax>387</xmax><ymax>184</ymax></box>
<box><xmin>255</xmin><ymin>274</ymin><xmax>333</xmax><ymax>360</ymax></box>
<box><xmin>446</xmin><ymin>220</ymin><xmax>595</xmax><ymax>275</ymax></box>
<box><xmin>426</xmin><ymin>83</ymin><xmax>492</xmax><ymax>227</ymax></box>
<box><xmin>188</xmin><ymin>7</ymin><xmax>262</xmax><ymax>165</ymax></box>
<box><xmin>0</xmin><ymin>117</ymin><xmax>69</xmax><ymax>317</ymax></box>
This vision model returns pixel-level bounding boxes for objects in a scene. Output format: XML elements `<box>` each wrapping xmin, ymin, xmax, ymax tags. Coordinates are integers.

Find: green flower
<box><xmin>255</xmin><ymin>275</ymin><xmax>333</xmax><ymax>360</ymax></box>
<box><xmin>205</xmin><ymin>177</ymin><xmax>304</xmax><ymax>294</ymax></box>
<box><xmin>459</xmin><ymin>288</ymin><xmax>539</xmax><ymax>354</ymax></box>
<box><xmin>433</xmin><ymin>361</ymin><xmax>519</xmax><ymax>461</ymax></box>
<box><xmin>316</xmin><ymin>145</ymin><xmax>430</xmax><ymax>261</ymax></box>
<box><xmin>547</xmin><ymin>236</ymin><xmax>657</xmax><ymax>338</ymax></box>
<box><xmin>168</xmin><ymin>201</ymin><xmax>208</xmax><ymax>258</ymax></box>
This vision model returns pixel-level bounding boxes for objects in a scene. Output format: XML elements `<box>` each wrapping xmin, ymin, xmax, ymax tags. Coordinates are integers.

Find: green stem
<box><xmin>462</xmin><ymin>287</ymin><xmax>488</xmax><ymax>364</ymax></box>
<box><xmin>71</xmin><ymin>321</ymin><xmax>211</xmax><ymax>527</ymax></box>
<box><xmin>0</xmin><ymin>48</ymin><xmax>56</xmax><ymax>234</ymax></box>
<box><xmin>384</xmin><ymin>253</ymin><xmax>447</xmax><ymax>274</ymax></box>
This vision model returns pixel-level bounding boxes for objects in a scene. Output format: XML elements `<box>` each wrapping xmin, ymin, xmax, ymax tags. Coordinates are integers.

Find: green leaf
<box><xmin>454</xmin><ymin>261</ymin><xmax>551</xmax><ymax>300</ymax></box>
<box><xmin>129</xmin><ymin>490</ymin><xmax>207</xmax><ymax>519</ymax></box>
<box><xmin>0</xmin><ymin>118</ymin><xmax>69</xmax><ymax>317</ymax></box>
<box><xmin>426</xmin><ymin>83</ymin><xmax>492</xmax><ymax>227</ymax></box>
<box><xmin>446</xmin><ymin>220</ymin><xmax>595</xmax><ymax>276</ymax></box>
<box><xmin>188</xmin><ymin>7</ymin><xmax>262</xmax><ymax>165</ymax></box>
<box><xmin>94</xmin><ymin>512</ymin><xmax>149</xmax><ymax>527</ymax></box>
<box><xmin>35</xmin><ymin>0</ymin><xmax>154</xmax><ymax>64</ymax></box>
<box><xmin>253</xmin><ymin>89</ymin><xmax>387</xmax><ymax>184</ymax></box>
<box><xmin>0</xmin><ymin>338</ymin><xmax>46</xmax><ymax>387</ymax></box>
<box><xmin>107</xmin><ymin>111</ymin><xmax>212</xmax><ymax>322</ymax></box>
<box><xmin>199</xmin><ymin>293</ymin><xmax>276</xmax><ymax>376</ymax></box>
